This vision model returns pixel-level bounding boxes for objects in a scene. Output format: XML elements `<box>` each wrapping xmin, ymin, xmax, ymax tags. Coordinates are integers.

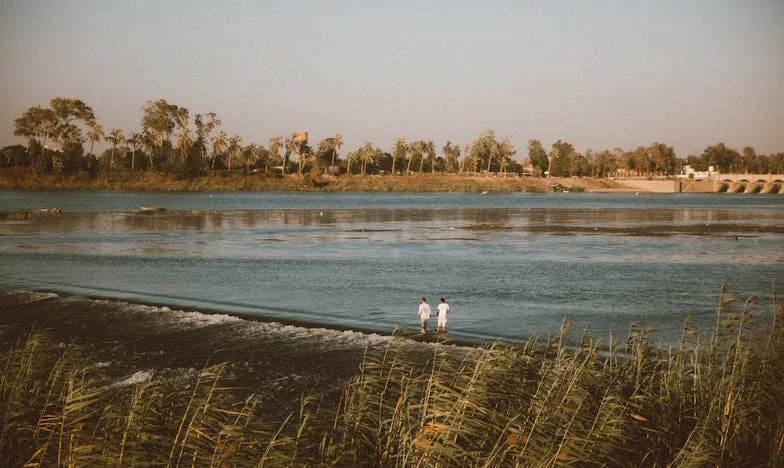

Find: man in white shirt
<box><xmin>418</xmin><ymin>297</ymin><xmax>431</xmax><ymax>333</ymax></box>
<box><xmin>436</xmin><ymin>297</ymin><xmax>451</xmax><ymax>333</ymax></box>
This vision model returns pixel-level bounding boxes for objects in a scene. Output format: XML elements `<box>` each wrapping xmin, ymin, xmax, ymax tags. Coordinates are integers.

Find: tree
<box><xmin>359</xmin><ymin>142</ymin><xmax>375</xmax><ymax>175</ymax></box>
<box><xmin>702</xmin><ymin>143</ymin><xmax>740</xmax><ymax>173</ymax></box>
<box><xmin>647</xmin><ymin>142</ymin><xmax>676</xmax><ymax>175</ymax></box>
<box><xmin>227</xmin><ymin>135</ymin><xmax>243</xmax><ymax>171</ymax></box>
<box><xmin>467</xmin><ymin>130</ymin><xmax>501</xmax><ymax>173</ymax></box>
<box><xmin>316</xmin><ymin>135</ymin><xmax>342</xmax><ymax>174</ymax></box>
<box><xmin>107</xmin><ymin>128</ymin><xmax>125</xmax><ymax>169</ymax></box>
<box><xmin>392</xmin><ymin>138</ymin><xmax>407</xmax><ymax>176</ymax></box>
<box><xmin>268</xmin><ymin>136</ymin><xmax>284</xmax><ymax>173</ymax></box>
<box><xmin>0</xmin><ymin>145</ymin><xmax>29</xmax><ymax>167</ymax></box>
<box><xmin>194</xmin><ymin>112</ymin><xmax>221</xmax><ymax>166</ymax></box>
<box><xmin>344</xmin><ymin>150</ymin><xmax>355</xmax><ymax>175</ymax></box>
<box><xmin>499</xmin><ymin>138</ymin><xmax>516</xmax><ymax>174</ymax></box>
<box><xmin>741</xmin><ymin>146</ymin><xmax>757</xmax><ymax>173</ymax></box>
<box><xmin>442</xmin><ymin>141</ymin><xmax>460</xmax><ymax>173</ymax></box>
<box><xmin>461</xmin><ymin>144</ymin><xmax>470</xmax><ymax>173</ymax></box>
<box><xmin>296</xmin><ymin>142</ymin><xmax>313</xmax><ymax>174</ymax></box>
<box><xmin>528</xmin><ymin>139</ymin><xmax>548</xmax><ymax>176</ymax></box>
<box><xmin>142</xmin><ymin>130</ymin><xmax>156</xmax><ymax>168</ymax></box>
<box><xmin>14</xmin><ymin>106</ymin><xmax>58</xmax><ymax>159</ymax></box>
<box><xmin>591</xmin><ymin>149</ymin><xmax>617</xmax><ymax>178</ymax></box>
<box><xmin>127</xmin><ymin>132</ymin><xmax>142</xmax><ymax>171</ymax></box>
<box><xmin>211</xmin><ymin>131</ymin><xmax>228</xmax><ymax>169</ymax></box>
<box><xmin>408</xmin><ymin>141</ymin><xmax>424</xmax><ymax>174</ymax></box>
<box><xmin>48</xmin><ymin>97</ymin><xmax>96</xmax><ymax>151</ymax></box>
<box><xmin>548</xmin><ymin>140</ymin><xmax>576</xmax><ymax>177</ymax></box>
<box><xmin>286</xmin><ymin>137</ymin><xmax>299</xmax><ymax>174</ymax></box>
<box><xmin>176</xmin><ymin>128</ymin><xmax>194</xmax><ymax>163</ymax></box>
<box><xmin>86</xmin><ymin>123</ymin><xmax>105</xmax><ymax>158</ymax></box>
<box><xmin>330</xmin><ymin>134</ymin><xmax>343</xmax><ymax>173</ymax></box>
<box><xmin>244</xmin><ymin>143</ymin><xmax>261</xmax><ymax>171</ymax></box>
<box><xmin>142</xmin><ymin>99</ymin><xmax>188</xmax><ymax>164</ymax></box>
<box><xmin>424</xmin><ymin>141</ymin><xmax>436</xmax><ymax>174</ymax></box>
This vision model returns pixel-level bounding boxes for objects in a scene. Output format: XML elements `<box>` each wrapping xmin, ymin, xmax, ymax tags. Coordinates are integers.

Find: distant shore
<box><xmin>0</xmin><ymin>167</ymin><xmax>633</xmax><ymax>193</ymax></box>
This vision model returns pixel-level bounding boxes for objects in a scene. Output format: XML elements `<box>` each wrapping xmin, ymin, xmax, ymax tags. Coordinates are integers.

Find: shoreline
<box><xmin>2</xmin><ymin>287</ymin><xmax>519</xmax><ymax>349</ymax></box>
<box><xmin>0</xmin><ymin>167</ymin><xmax>635</xmax><ymax>193</ymax></box>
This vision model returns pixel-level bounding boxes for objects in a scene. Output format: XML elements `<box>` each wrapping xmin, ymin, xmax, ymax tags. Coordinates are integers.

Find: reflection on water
<box><xmin>1</xmin><ymin>196</ymin><xmax>783</xmax><ymax>346</ymax></box>
<box><xmin>3</xmin><ymin>207</ymin><xmax>783</xmax><ymax>234</ymax></box>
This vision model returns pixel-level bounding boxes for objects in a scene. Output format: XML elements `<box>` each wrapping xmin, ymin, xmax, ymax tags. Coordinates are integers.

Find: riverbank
<box><xmin>0</xmin><ymin>167</ymin><xmax>631</xmax><ymax>193</ymax></box>
<box><xmin>1</xmin><ymin>288</ymin><xmax>782</xmax><ymax>466</ymax></box>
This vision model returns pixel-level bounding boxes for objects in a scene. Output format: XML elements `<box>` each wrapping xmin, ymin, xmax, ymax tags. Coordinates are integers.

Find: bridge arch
<box><xmin>748</xmin><ymin>182</ymin><xmax>764</xmax><ymax>193</ymax></box>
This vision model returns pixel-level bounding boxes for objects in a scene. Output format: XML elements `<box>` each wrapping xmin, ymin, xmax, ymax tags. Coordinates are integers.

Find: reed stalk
<box><xmin>0</xmin><ymin>286</ymin><xmax>782</xmax><ymax>466</ymax></box>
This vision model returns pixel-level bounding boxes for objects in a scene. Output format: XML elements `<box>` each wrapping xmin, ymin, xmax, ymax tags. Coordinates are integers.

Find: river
<box><xmin>2</xmin><ymin>190</ymin><xmax>782</xmax><ymax>347</ymax></box>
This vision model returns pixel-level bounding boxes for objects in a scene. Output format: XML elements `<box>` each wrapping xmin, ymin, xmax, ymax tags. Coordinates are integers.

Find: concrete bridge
<box><xmin>709</xmin><ymin>173</ymin><xmax>784</xmax><ymax>193</ymax></box>
<box><xmin>618</xmin><ymin>174</ymin><xmax>784</xmax><ymax>193</ymax></box>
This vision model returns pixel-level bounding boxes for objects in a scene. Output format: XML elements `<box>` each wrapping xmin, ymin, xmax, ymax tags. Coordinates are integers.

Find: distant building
<box><xmin>678</xmin><ymin>165</ymin><xmax>718</xmax><ymax>179</ymax></box>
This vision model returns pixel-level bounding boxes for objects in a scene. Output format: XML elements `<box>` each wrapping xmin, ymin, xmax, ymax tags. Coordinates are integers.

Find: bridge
<box><xmin>618</xmin><ymin>173</ymin><xmax>784</xmax><ymax>193</ymax></box>
<box><xmin>702</xmin><ymin>173</ymin><xmax>784</xmax><ymax>194</ymax></box>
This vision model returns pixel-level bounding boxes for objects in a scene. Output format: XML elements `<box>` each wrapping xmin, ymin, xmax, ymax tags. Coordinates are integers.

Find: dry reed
<box><xmin>1</xmin><ymin>286</ymin><xmax>782</xmax><ymax>466</ymax></box>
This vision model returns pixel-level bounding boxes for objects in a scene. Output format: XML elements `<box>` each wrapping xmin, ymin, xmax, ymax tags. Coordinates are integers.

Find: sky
<box><xmin>1</xmin><ymin>0</ymin><xmax>783</xmax><ymax>157</ymax></box>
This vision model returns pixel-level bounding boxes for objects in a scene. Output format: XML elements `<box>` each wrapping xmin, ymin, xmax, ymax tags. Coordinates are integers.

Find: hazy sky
<box><xmin>1</xmin><ymin>0</ymin><xmax>782</xmax><ymax>157</ymax></box>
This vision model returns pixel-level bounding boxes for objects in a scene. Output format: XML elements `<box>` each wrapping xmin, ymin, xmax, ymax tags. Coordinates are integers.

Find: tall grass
<box><xmin>1</xmin><ymin>287</ymin><xmax>782</xmax><ymax>466</ymax></box>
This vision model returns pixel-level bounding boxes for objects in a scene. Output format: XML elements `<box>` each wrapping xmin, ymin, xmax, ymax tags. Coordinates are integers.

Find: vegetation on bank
<box><xmin>4</xmin><ymin>97</ymin><xmax>784</xmax><ymax>188</ymax></box>
<box><xmin>1</xmin><ymin>288</ymin><xmax>782</xmax><ymax>466</ymax></box>
<box><xmin>0</xmin><ymin>167</ymin><xmax>618</xmax><ymax>193</ymax></box>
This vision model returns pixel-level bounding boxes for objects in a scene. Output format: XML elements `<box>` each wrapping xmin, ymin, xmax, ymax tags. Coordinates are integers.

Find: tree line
<box><xmin>3</xmin><ymin>97</ymin><xmax>783</xmax><ymax>178</ymax></box>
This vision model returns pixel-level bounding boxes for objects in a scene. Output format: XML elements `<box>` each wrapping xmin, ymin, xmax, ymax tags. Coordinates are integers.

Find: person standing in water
<box><xmin>436</xmin><ymin>297</ymin><xmax>451</xmax><ymax>333</ymax></box>
<box><xmin>418</xmin><ymin>297</ymin><xmax>432</xmax><ymax>333</ymax></box>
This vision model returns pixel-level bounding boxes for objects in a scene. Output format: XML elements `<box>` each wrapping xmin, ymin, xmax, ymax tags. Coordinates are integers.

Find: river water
<box><xmin>1</xmin><ymin>190</ymin><xmax>782</xmax><ymax>347</ymax></box>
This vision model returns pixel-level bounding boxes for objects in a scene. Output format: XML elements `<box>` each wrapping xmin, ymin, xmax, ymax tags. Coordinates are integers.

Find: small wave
<box><xmin>116</xmin><ymin>302</ymin><xmax>244</xmax><ymax>327</ymax></box>
<box><xmin>13</xmin><ymin>292</ymin><xmax>474</xmax><ymax>352</ymax></box>
<box><xmin>5</xmin><ymin>290</ymin><xmax>59</xmax><ymax>304</ymax></box>
<box><xmin>242</xmin><ymin>322</ymin><xmax>391</xmax><ymax>348</ymax></box>
<box><xmin>70</xmin><ymin>296</ymin><xmax>394</xmax><ymax>347</ymax></box>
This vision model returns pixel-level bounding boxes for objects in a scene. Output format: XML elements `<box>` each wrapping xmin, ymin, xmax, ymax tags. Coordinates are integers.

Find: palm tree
<box><xmin>269</xmin><ymin>136</ymin><xmax>284</xmax><ymax>173</ymax></box>
<box><xmin>107</xmin><ymin>128</ymin><xmax>125</xmax><ymax>169</ymax></box>
<box><xmin>176</xmin><ymin>128</ymin><xmax>194</xmax><ymax>162</ymax></box>
<box><xmin>425</xmin><ymin>141</ymin><xmax>436</xmax><ymax>174</ymax></box>
<box><xmin>344</xmin><ymin>150</ymin><xmax>354</xmax><ymax>175</ymax></box>
<box><xmin>297</xmin><ymin>145</ymin><xmax>312</xmax><ymax>174</ymax></box>
<box><xmin>416</xmin><ymin>141</ymin><xmax>429</xmax><ymax>174</ymax></box>
<box><xmin>499</xmin><ymin>138</ymin><xmax>515</xmax><ymax>174</ymax></box>
<box><xmin>360</xmin><ymin>142</ymin><xmax>375</xmax><ymax>175</ymax></box>
<box><xmin>285</xmin><ymin>136</ymin><xmax>303</xmax><ymax>175</ymax></box>
<box><xmin>407</xmin><ymin>141</ymin><xmax>422</xmax><ymax>175</ymax></box>
<box><xmin>127</xmin><ymin>132</ymin><xmax>142</xmax><ymax>171</ymax></box>
<box><xmin>392</xmin><ymin>138</ymin><xmax>407</xmax><ymax>176</ymax></box>
<box><xmin>487</xmin><ymin>140</ymin><xmax>498</xmax><ymax>173</ymax></box>
<box><xmin>211</xmin><ymin>130</ymin><xmax>228</xmax><ymax>169</ymax></box>
<box><xmin>244</xmin><ymin>143</ymin><xmax>261</xmax><ymax>171</ymax></box>
<box><xmin>328</xmin><ymin>134</ymin><xmax>343</xmax><ymax>173</ymax></box>
<box><xmin>227</xmin><ymin>135</ymin><xmax>243</xmax><ymax>171</ymax></box>
<box><xmin>461</xmin><ymin>144</ymin><xmax>470</xmax><ymax>173</ymax></box>
<box><xmin>86</xmin><ymin>123</ymin><xmax>104</xmax><ymax>158</ymax></box>
<box><xmin>143</xmin><ymin>130</ymin><xmax>156</xmax><ymax>169</ymax></box>
<box><xmin>442</xmin><ymin>141</ymin><xmax>460</xmax><ymax>173</ymax></box>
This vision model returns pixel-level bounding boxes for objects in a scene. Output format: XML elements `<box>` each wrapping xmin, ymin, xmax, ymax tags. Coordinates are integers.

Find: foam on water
<box><xmin>114</xmin><ymin>370</ymin><xmax>153</xmax><ymax>387</ymax></box>
<box><xmin>6</xmin><ymin>290</ymin><xmax>59</xmax><ymax>304</ymax></box>
<box><xmin>115</xmin><ymin>301</ymin><xmax>245</xmax><ymax>327</ymax></box>
<box><xmin>49</xmin><ymin>292</ymin><xmax>397</xmax><ymax>349</ymax></box>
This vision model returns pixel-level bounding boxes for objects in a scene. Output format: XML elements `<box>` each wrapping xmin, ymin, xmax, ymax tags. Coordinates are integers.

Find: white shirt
<box><xmin>418</xmin><ymin>302</ymin><xmax>431</xmax><ymax>319</ymax></box>
<box><xmin>437</xmin><ymin>303</ymin><xmax>450</xmax><ymax>318</ymax></box>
